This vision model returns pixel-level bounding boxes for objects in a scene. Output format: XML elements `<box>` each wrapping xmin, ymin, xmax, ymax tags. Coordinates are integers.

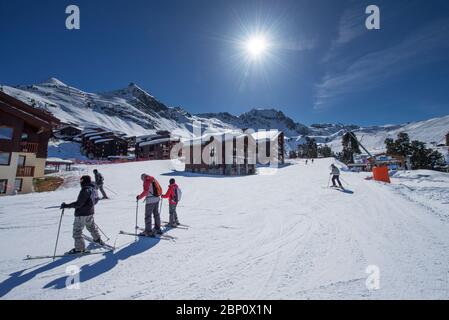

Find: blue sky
<box><xmin>1</xmin><ymin>0</ymin><xmax>448</xmax><ymax>126</ymax></box>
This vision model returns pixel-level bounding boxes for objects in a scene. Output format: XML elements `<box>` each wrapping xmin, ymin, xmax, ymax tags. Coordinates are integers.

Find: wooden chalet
<box><xmin>79</xmin><ymin>128</ymin><xmax>128</xmax><ymax>159</ymax></box>
<box><xmin>183</xmin><ymin>131</ymin><xmax>257</xmax><ymax>176</ymax></box>
<box><xmin>0</xmin><ymin>91</ymin><xmax>60</xmax><ymax>195</ymax></box>
<box><xmin>135</xmin><ymin>131</ymin><xmax>181</xmax><ymax>160</ymax></box>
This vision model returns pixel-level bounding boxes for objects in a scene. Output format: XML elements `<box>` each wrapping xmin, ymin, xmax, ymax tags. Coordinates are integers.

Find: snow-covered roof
<box><xmin>139</xmin><ymin>137</ymin><xmax>179</xmax><ymax>147</ymax></box>
<box><xmin>183</xmin><ymin>131</ymin><xmax>254</xmax><ymax>147</ymax></box>
<box><xmin>46</xmin><ymin>157</ymin><xmax>73</xmax><ymax>164</ymax></box>
<box><xmin>89</xmin><ymin>135</ymin><xmax>104</xmax><ymax>141</ymax></box>
<box><xmin>94</xmin><ymin>138</ymin><xmax>114</xmax><ymax>144</ymax></box>
<box><xmin>136</xmin><ymin>134</ymin><xmax>160</xmax><ymax>143</ymax></box>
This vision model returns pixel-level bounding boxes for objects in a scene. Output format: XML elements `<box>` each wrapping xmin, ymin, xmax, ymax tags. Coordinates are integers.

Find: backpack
<box><xmin>88</xmin><ymin>186</ymin><xmax>100</xmax><ymax>205</ymax></box>
<box><xmin>173</xmin><ymin>186</ymin><xmax>182</xmax><ymax>203</ymax></box>
<box><xmin>151</xmin><ymin>179</ymin><xmax>163</xmax><ymax>197</ymax></box>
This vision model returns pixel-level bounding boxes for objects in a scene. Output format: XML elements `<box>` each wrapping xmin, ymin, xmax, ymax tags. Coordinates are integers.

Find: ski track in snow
<box><xmin>0</xmin><ymin>159</ymin><xmax>449</xmax><ymax>299</ymax></box>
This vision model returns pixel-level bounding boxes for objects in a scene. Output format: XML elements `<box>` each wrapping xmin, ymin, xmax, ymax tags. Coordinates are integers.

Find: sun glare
<box><xmin>246</xmin><ymin>36</ymin><xmax>268</xmax><ymax>58</ymax></box>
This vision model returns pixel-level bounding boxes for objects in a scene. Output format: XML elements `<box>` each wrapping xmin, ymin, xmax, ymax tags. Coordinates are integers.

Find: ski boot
<box><xmin>67</xmin><ymin>248</ymin><xmax>85</xmax><ymax>255</ymax></box>
<box><xmin>94</xmin><ymin>238</ymin><xmax>106</xmax><ymax>246</ymax></box>
<box><xmin>139</xmin><ymin>230</ymin><xmax>154</xmax><ymax>237</ymax></box>
<box><xmin>153</xmin><ymin>228</ymin><xmax>163</xmax><ymax>235</ymax></box>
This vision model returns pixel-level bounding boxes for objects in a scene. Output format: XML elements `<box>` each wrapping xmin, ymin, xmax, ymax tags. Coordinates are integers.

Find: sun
<box><xmin>246</xmin><ymin>36</ymin><xmax>268</xmax><ymax>58</ymax></box>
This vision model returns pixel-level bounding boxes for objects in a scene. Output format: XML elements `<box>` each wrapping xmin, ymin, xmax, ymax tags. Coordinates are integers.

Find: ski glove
<box><xmin>60</xmin><ymin>202</ymin><xmax>68</xmax><ymax>209</ymax></box>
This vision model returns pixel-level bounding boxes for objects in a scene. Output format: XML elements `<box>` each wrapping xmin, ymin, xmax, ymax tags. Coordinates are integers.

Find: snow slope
<box><xmin>1</xmin><ymin>159</ymin><xmax>449</xmax><ymax>299</ymax></box>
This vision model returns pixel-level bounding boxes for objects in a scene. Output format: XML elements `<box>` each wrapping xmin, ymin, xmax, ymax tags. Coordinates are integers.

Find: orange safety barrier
<box><xmin>372</xmin><ymin>166</ymin><xmax>390</xmax><ymax>183</ymax></box>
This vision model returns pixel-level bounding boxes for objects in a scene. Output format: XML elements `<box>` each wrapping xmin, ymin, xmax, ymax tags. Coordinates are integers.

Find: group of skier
<box><xmin>60</xmin><ymin>170</ymin><xmax>181</xmax><ymax>254</ymax></box>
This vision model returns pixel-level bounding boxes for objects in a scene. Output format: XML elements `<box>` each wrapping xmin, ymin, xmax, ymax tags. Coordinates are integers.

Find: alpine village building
<box><xmin>182</xmin><ymin>129</ymin><xmax>285</xmax><ymax>176</ymax></box>
<box><xmin>183</xmin><ymin>131</ymin><xmax>257</xmax><ymax>176</ymax></box>
<box><xmin>0</xmin><ymin>91</ymin><xmax>60</xmax><ymax>195</ymax></box>
<box><xmin>135</xmin><ymin>131</ymin><xmax>181</xmax><ymax>160</ymax></box>
<box><xmin>79</xmin><ymin>128</ymin><xmax>129</xmax><ymax>160</ymax></box>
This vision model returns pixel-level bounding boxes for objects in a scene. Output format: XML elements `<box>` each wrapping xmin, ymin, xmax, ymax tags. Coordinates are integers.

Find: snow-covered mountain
<box><xmin>1</xmin><ymin>78</ymin><xmax>448</xmax><ymax>153</ymax></box>
<box><xmin>0</xmin><ymin>78</ymin><xmax>234</xmax><ymax>138</ymax></box>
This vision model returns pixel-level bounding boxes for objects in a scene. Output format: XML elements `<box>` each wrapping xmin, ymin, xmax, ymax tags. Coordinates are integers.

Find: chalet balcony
<box><xmin>20</xmin><ymin>142</ymin><xmax>39</xmax><ymax>153</ymax></box>
<box><xmin>16</xmin><ymin>166</ymin><xmax>35</xmax><ymax>177</ymax></box>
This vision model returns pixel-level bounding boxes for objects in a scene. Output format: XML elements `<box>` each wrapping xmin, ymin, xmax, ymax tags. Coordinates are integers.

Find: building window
<box><xmin>15</xmin><ymin>178</ymin><xmax>23</xmax><ymax>192</ymax></box>
<box><xmin>0</xmin><ymin>127</ymin><xmax>13</xmax><ymax>140</ymax></box>
<box><xmin>0</xmin><ymin>179</ymin><xmax>7</xmax><ymax>194</ymax></box>
<box><xmin>0</xmin><ymin>152</ymin><xmax>11</xmax><ymax>165</ymax></box>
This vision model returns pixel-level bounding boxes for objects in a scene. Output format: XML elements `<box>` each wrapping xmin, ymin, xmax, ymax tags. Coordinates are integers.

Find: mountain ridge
<box><xmin>1</xmin><ymin>77</ymin><xmax>448</xmax><ymax>153</ymax></box>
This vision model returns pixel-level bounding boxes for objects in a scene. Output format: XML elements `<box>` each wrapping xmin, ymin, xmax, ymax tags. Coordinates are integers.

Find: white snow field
<box><xmin>1</xmin><ymin>158</ymin><xmax>449</xmax><ymax>300</ymax></box>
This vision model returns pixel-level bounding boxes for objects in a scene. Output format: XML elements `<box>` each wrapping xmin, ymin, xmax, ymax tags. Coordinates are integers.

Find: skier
<box><xmin>60</xmin><ymin>175</ymin><xmax>105</xmax><ymax>254</ymax></box>
<box><xmin>162</xmin><ymin>178</ymin><xmax>181</xmax><ymax>227</ymax></box>
<box><xmin>312</xmin><ymin>159</ymin><xmax>314</xmax><ymax>164</ymax></box>
<box><xmin>305</xmin><ymin>159</ymin><xmax>308</xmax><ymax>165</ymax></box>
<box><xmin>136</xmin><ymin>174</ymin><xmax>163</xmax><ymax>236</ymax></box>
<box><xmin>330</xmin><ymin>164</ymin><xmax>343</xmax><ymax>188</ymax></box>
<box><xmin>93</xmin><ymin>169</ymin><xmax>109</xmax><ymax>199</ymax></box>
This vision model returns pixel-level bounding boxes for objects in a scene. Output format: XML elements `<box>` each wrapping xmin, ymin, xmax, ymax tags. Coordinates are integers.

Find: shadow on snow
<box><xmin>0</xmin><ymin>237</ymin><xmax>160</xmax><ymax>296</ymax></box>
<box><xmin>44</xmin><ymin>236</ymin><xmax>160</xmax><ymax>290</ymax></box>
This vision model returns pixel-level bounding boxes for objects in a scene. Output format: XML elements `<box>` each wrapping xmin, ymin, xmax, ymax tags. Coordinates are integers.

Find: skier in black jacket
<box><xmin>93</xmin><ymin>169</ymin><xmax>109</xmax><ymax>199</ymax></box>
<box><xmin>61</xmin><ymin>175</ymin><xmax>105</xmax><ymax>254</ymax></box>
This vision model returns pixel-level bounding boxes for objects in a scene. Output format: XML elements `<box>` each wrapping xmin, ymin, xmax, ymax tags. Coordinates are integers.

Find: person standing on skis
<box><xmin>136</xmin><ymin>174</ymin><xmax>162</xmax><ymax>236</ymax></box>
<box><xmin>162</xmin><ymin>178</ymin><xmax>181</xmax><ymax>227</ymax></box>
<box><xmin>60</xmin><ymin>175</ymin><xmax>105</xmax><ymax>254</ymax></box>
<box><xmin>330</xmin><ymin>164</ymin><xmax>343</xmax><ymax>188</ymax></box>
<box><xmin>93</xmin><ymin>169</ymin><xmax>109</xmax><ymax>199</ymax></box>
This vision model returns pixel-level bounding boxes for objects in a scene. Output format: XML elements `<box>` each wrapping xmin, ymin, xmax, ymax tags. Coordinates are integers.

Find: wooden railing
<box><xmin>20</xmin><ymin>142</ymin><xmax>39</xmax><ymax>153</ymax></box>
<box><xmin>16</xmin><ymin>166</ymin><xmax>35</xmax><ymax>177</ymax></box>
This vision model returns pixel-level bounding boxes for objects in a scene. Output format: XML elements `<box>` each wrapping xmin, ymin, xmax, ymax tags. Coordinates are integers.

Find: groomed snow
<box><xmin>1</xmin><ymin>158</ymin><xmax>449</xmax><ymax>299</ymax></box>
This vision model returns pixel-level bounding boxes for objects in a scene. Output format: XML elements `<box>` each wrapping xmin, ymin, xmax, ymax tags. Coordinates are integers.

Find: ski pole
<box><xmin>340</xmin><ymin>176</ymin><xmax>350</xmax><ymax>186</ymax></box>
<box><xmin>45</xmin><ymin>206</ymin><xmax>61</xmax><ymax>209</ymax></box>
<box><xmin>53</xmin><ymin>208</ymin><xmax>64</xmax><ymax>261</ymax></box>
<box><xmin>104</xmin><ymin>186</ymin><xmax>118</xmax><ymax>196</ymax></box>
<box><xmin>135</xmin><ymin>200</ymin><xmax>139</xmax><ymax>241</ymax></box>
<box><xmin>95</xmin><ymin>223</ymin><xmax>110</xmax><ymax>241</ymax></box>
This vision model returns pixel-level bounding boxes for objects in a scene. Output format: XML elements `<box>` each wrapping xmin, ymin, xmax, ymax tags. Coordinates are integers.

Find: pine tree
<box><xmin>395</xmin><ymin>132</ymin><xmax>411</xmax><ymax>157</ymax></box>
<box><xmin>318</xmin><ymin>144</ymin><xmax>332</xmax><ymax>157</ymax></box>
<box><xmin>341</xmin><ymin>132</ymin><xmax>361</xmax><ymax>163</ymax></box>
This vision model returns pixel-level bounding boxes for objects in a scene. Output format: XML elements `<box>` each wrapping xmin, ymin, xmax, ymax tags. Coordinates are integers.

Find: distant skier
<box><xmin>330</xmin><ymin>164</ymin><xmax>343</xmax><ymax>188</ymax></box>
<box><xmin>305</xmin><ymin>159</ymin><xmax>308</xmax><ymax>165</ymax></box>
<box><xmin>312</xmin><ymin>159</ymin><xmax>314</xmax><ymax>164</ymax></box>
<box><xmin>136</xmin><ymin>174</ymin><xmax>163</xmax><ymax>236</ymax></box>
<box><xmin>162</xmin><ymin>178</ymin><xmax>181</xmax><ymax>227</ymax></box>
<box><xmin>60</xmin><ymin>175</ymin><xmax>105</xmax><ymax>254</ymax></box>
<box><xmin>93</xmin><ymin>169</ymin><xmax>109</xmax><ymax>200</ymax></box>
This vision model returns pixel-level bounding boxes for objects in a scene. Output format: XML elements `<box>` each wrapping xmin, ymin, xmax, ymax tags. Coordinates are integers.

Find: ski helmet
<box><xmin>169</xmin><ymin>178</ymin><xmax>175</xmax><ymax>185</ymax></box>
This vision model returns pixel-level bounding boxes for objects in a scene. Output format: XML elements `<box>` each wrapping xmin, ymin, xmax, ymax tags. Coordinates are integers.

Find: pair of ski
<box><xmin>119</xmin><ymin>227</ymin><xmax>177</xmax><ymax>241</ymax></box>
<box><xmin>162</xmin><ymin>221</ymin><xmax>189</xmax><ymax>230</ymax></box>
<box><xmin>24</xmin><ymin>235</ymin><xmax>115</xmax><ymax>260</ymax></box>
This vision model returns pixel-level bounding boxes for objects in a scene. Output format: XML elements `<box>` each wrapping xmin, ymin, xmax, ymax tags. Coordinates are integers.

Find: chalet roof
<box><xmin>46</xmin><ymin>157</ymin><xmax>74</xmax><ymax>164</ymax></box>
<box><xmin>139</xmin><ymin>137</ymin><xmax>179</xmax><ymax>147</ymax></box>
<box><xmin>94</xmin><ymin>138</ymin><xmax>114</xmax><ymax>144</ymax></box>
<box><xmin>0</xmin><ymin>93</ymin><xmax>60</xmax><ymax>130</ymax></box>
<box><xmin>136</xmin><ymin>134</ymin><xmax>163</xmax><ymax>143</ymax></box>
<box><xmin>183</xmin><ymin>130</ymin><xmax>255</xmax><ymax>147</ymax></box>
<box><xmin>0</xmin><ymin>91</ymin><xmax>60</xmax><ymax>127</ymax></box>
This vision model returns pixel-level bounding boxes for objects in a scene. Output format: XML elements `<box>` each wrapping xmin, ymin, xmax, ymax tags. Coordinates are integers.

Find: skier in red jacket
<box><xmin>162</xmin><ymin>178</ymin><xmax>181</xmax><ymax>227</ymax></box>
<box><xmin>136</xmin><ymin>174</ymin><xmax>162</xmax><ymax>236</ymax></box>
